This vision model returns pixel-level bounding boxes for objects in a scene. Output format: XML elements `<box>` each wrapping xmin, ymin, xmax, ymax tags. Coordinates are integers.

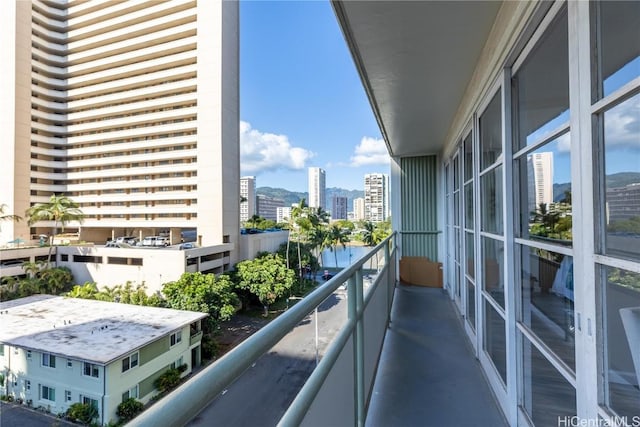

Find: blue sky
<box><xmin>239</xmin><ymin>0</ymin><xmax>388</xmax><ymax>192</ymax></box>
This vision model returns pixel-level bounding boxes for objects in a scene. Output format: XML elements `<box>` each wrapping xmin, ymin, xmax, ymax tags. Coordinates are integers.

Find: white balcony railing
<box><xmin>129</xmin><ymin>233</ymin><xmax>397</xmax><ymax>427</ymax></box>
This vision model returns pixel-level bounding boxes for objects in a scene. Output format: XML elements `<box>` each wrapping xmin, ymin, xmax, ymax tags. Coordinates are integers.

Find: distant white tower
<box><xmin>528</xmin><ymin>152</ymin><xmax>554</xmax><ymax>210</ymax></box>
<box><xmin>353</xmin><ymin>198</ymin><xmax>366</xmax><ymax>221</ymax></box>
<box><xmin>240</xmin><ymin>176</ymin><xmax>257</xmax><ymax>223</ymax></box>
<box><xmin>308</xmin><ymin>167</ymin><xmax>326</xmax><ymax>209</ymax></box>
<box><xmin>364</xmin><ymin>173</ymin><xmax>389</xmax><ymax>222</ymax></box>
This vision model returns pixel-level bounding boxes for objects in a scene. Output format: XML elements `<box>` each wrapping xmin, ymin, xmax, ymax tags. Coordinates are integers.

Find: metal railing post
<box><xmin>355</xmin><ymin>267</ymin><xmax>365</xmax><ymax>426</ymax></box>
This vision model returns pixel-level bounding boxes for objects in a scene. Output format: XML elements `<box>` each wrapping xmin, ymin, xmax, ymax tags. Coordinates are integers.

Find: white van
<box><xmin>115</xmin><ymin>236</ymin><xmax>137</xmax><ymax>245</ymax></box>
<box><xmin>142</xmin><ymin>236</ymin><xmax>169</xmax><ymax>247</ymax></box>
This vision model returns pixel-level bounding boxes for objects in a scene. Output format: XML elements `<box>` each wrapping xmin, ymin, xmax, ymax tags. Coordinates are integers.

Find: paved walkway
<box><xmin>366</xmin><ymin>285</ymin><xmax>508</xmax><ymax>427</ymax></box>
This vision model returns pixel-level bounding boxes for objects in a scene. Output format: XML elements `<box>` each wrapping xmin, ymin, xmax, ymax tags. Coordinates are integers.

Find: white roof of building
<box><xmin>0</xmin><ymin>295</ymin><xmax>207</xmax><ymax>365</ymax></box>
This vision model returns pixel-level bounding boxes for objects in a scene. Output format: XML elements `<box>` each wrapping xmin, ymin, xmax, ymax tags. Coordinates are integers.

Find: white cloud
<box><xmin>604</xmin><ymin>94</ymin><xmax>640</xmax><ymax>149</ymax></box>
<box><xmin>240</xmin><ymin>121</ymin><xmax>315</xmax><ymax>174</ymax></box>
<box><xmin>349</xmin><ymin>137</ymin><xmax>390</xmax><ymax>167</ymax></box>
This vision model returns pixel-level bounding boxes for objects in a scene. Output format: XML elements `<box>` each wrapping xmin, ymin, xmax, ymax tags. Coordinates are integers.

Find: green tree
<box><xmin>66</xmin><ymin>402</ymin><xmax>98</xmax><ymax>425</ymax></box>
<box><xmin>327</xmin><ymin>225</ymin><xmax>350</xmax><ymax>268</ymax></box>
<box><xmin>116</xmin><ymin>398</ymin><xmax>144</xmax><ymax>422</ymax></box>
<box><xmin>361</xmin><ymin>221</ymin><xmax>376</xmax><ymax>246</ymax></box>
<box><xmin>39</xmin><ymin>266</ymin><xmax>73</xmax><ymax>294</ymax></box>
<box><xmin>235</xmin><ymin>253</ymin><xmax>296</xmax><ymax>316</ymax></box>
<box><xmin>25</xmin><ymin>194</ymin><xmax>84</xmax><ymax>265</ymax></box>
<box><xmin>66</xmin><ymin>282</ymin><xmax>101</xmax><ymax>299</ymax></box>
<box><xmin>0</xmin><ymin>203</ymin><xmax>22</xmax><ymax>230</ymax></box>
<box><xmin>162</xmin><ymin>272</ymin><xmax>239</xmax><ymax>331</ymax></box>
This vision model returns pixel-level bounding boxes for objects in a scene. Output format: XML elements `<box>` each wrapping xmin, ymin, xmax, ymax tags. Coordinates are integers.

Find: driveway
<box><xmin>0</xmin><ymin>402</ymin><xmax>76</xmax><ymax>427</ymax></box>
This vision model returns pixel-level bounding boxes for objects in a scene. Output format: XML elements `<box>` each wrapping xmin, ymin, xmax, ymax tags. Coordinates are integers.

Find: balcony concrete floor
<box><xmin>366</xmin><ymin>284</ymin><xmax>508</xmax><ymax>427</ymax></box>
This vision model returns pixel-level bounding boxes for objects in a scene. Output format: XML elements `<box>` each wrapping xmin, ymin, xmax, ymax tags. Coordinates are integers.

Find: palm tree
<box><xmin>290</xmin><ymin>198</ymin><xmax>308</xmax><ymax>276</ymax></box>
<box><xmin>361</xmin><ymin>221</ymin><xmax>376</xmax><ymax>246</ymax></box>
<box><xmin>328</xmin><ymin>225</ymin><xmax>350</xmax><ymax>268</ymax></box>
<box><xmin>0</xmin><ymin>204</ymin><xmax>22</xmax><ymax>237</ymax></box>
<box><xmin>26</xmin><ymin>194</ymin><xmax>84</xmax><ymax>265</ymax></box>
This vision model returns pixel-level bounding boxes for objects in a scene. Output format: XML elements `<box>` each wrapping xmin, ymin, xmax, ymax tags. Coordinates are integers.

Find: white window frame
<box><xmin>42</xmin><ymin>353</ymin><xmax>56</xmax><ymax>368</ymax></box>
<box><xmin>40</xmin><ymin>385</ymin><xmax>55</xmax><ymax>402</ymax></box>
<box><xmin>83</xmin><ymin>362</ymin><xmax>100</xmax><ymax>378</ymax></box>
<box><xmin>170</xmin><ymin>330</ymin><xmax>183</xmax><ymax>347</ymax></box>
<box><xmin>121</xmin><ymin>352</ymin><xmax>139</xmax><ymax>373</ymax></box>
<box><xmin>65</xmin><ymin>390</ymin><xmax>72</xmax><ymax>402</ymax></box>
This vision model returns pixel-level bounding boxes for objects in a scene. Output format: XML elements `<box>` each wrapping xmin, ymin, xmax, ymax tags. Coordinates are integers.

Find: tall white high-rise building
<box><xmin>308</xmin><ymin>167</ymin><xmax>326</xmax><ymax>209</ymax></box>
<box><xmin>364</xmin><ymin>173</ymin><xmax>389</xmax><ymax>222</ymax></box>
<box><xmin>240</xmin><ymin>176</ymin><xmax>256</xmax><ymax>223</ymax></box>
<box><xmin>332</xmin><ymin>196</ymin><xmax>348</xmax><ymax>220</ymax></box>
<box><xmin>353</xmin><ymin>197</ymin><xmax>366</xmax><ymax>221</ymax></box>
<box><xmin>1</xmin><ymin>0</ymin><xmax>239</xmax><ymax>250</ymax></box>
<box><xmin>527</xmin><ymin>152</ymin><xmax>554</xmax><ymax>210</ymax></box>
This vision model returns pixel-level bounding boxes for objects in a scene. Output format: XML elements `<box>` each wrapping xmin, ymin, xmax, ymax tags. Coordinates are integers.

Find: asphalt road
<box><xmin>188</xmin><ymin>288</ymin><xmax>348</xmax><ymax>427</ymax></box>
<box><xmin>0</xmin><ymin>402</ymin><xmax>76</xmax><ymax>427</ymax></box>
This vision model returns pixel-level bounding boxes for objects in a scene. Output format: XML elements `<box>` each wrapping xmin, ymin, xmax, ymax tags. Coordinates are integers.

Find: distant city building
<box><xmin>0</xmin><ymin>295</ymin><xmax>206</xmax><ymax>425</ymax></box>
<box><xmin>240</xmin><ymin>177</ymin><xmax>257</xmax><ymax>223</ymax></box>
<box><xmin>527</xmin><ymin>152</ymin><xmax>554</xmax><ymax>211</ymax></box>
<box><xmin>308</xmin><ymin>167</ymin><xmax>326</xmax><ymax>209</ymax></box>
<box><xmin>257</xmin><ymin>195</ymin><xmax>285</xmax><ymax>221</ymax></box>
<box><xmin>607</xmin><ymin>182</ymin><xmax>640</xmax><ymax>223</ymax></box>
<box><xmin>364</xmin><ymin>174</ymin><xmax>389</xmax><ymax>222</ymax></box>
<box><xmin>353</xmin><ymin>198</ymin><xmax>366</xmax><ymax>221</ymax></box>
<box><xmin>332</xmin><ymin>196</ymin><xmax>348</xmax><ymax>220</ymax></box>
<box><xmin>277</xmin><ymin>206</ymin><xmax>293</xmax><ymax>224</ymax></box>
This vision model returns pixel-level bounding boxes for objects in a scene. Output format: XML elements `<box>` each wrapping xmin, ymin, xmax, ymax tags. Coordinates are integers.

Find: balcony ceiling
<box><xmin>333</xmin><ymin>1</ymin><xmax>502</xmax><ymax>157</ymax></box>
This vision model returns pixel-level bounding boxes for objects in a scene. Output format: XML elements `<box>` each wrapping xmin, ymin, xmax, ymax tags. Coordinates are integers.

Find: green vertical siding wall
<box><xmin>400</xmin><ymin>156</ymin><xmax>439</xmax><ymax>259</ymax></box>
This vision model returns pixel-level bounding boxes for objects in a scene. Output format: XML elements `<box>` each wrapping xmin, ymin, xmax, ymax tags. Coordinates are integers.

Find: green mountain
<box><xmin>553</xmin><ymin>172</ymin><xmax>640</xmax><ymax>202</ymax></box>
<box><xmin>256</xmin><ymin>187</ymin><xmax>365</xmax><ymax>211</ymax></box>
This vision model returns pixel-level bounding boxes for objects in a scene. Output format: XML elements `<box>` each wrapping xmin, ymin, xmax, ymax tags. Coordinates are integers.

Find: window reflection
<box><xmin>464</xmin><ymin>183</ymin><xmax>474</xmax><ymax>230</ymax></box>
<box><xmin>518</xmin><ymin>135</ymin><xmax>572</xmax><ymax>244</ymax></box>
<box><xmin>520</xmin><ymin>247</ymin><xmax>575</xmax><ymax>369</ymax></box>
<box><xmin>467</xmin><ymin>280</ymin><xmax>476</xmax><ymax>330</ymax></box>
<box><xmin>484</xmin><ymin>300</ymin><xmax>506</xmax><ymax>384</ymax></box>
<box><xmin>522</xmin><ymin>337</ymin><xmax>576</xmax><ymax>426</ymax></box>
<box><xmin>603</xmin><ymin>93</ymin><xmax>640</xmax><ymax>262</ymax></box>
<box><xmin>512</xmin><ymin>7</ymin><xmax>568</xmax><ymax>150</ymax></box>
<box><xmin>464</xmin><ymin>132</ymin><xmax>473</xmax><ymax>181</ymax></box>
<box><xmin>594</xmin><ymin>1</ymin><xmax>640</xmax><ymax>100</ymax></box>
<box><xmin>482</xmin><ymin>237</ymin><xmax>504</xmax><ymax>308</ymax></box>
<box><xmin>479</xmin><ymin>91</ymin><xmax>503</xmax><ymax>170</ymax></box>
<box><xmin>466</xmin><ymin>231</ymin><xmax>475</xmax><ymax>280</ymax></box>
<box><xmin>481</xmin><ymin>166</ymin><xmax>503</xmax><ymax>234</ymax></box>
<box><xmin>602</xmin><ymin>266</ymin><xmax>640</xmax><ymax>419</ymax></box>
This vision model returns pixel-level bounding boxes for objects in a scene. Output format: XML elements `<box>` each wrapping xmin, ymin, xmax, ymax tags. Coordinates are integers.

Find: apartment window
<box><xmin>82</xmin><ymin>396</ymin><xmax>99</xmax><ymax>410</ymax></box>
<box><xmin>25</xmin><ymin>380</ymin><xmax>30</xmax><ymax>391</ymax></box>
<box><xmin>83</xmin><ymin>362</ymin><xmax>99</xmax><ymax>378</ymax></box>
<box><xmin>27</xmin><ymin>350</ymin><xmax>31</xmax><ymax>359</ymax></box>
<box><xmin>40</xmin><ymin>385</ymin><xmax>55</xmax><ymax>402</ymax></box>
<box><xmin>121</xmin><ymin>385</ymin><xmax>138</xmax><ymax>403</ymax></box>
<box><xmin>42</xmin><ymin>353</ymin><xmax>56</xmax><ymax>368</ymax></box>
<box><xmin>65</xmin><ymin>390</ymin><xmax>72</xmax><ymax>402</ymax></box>
<box><xmin>0</xmin><ymin>344</ymin><xmax>4</xmax><ymax>356</ymax></box>
<box><xmin>67</xmin><ymin>359</ymin><xmax>73</xmax><ymax>368</ymax></box>
<box><xmin>122</xmin><ymin>352</ymin><xmax>139</xmax><ymax>373</ymax></box>
<box><xmin>592</xmin><ymin>1</ymin><xmax>640</xmax><ymax>420</ymax></box>
<box><xmin>170</xmin><ymin>330</ymin><xmax>182</xmax><ymax>346</ymax></box>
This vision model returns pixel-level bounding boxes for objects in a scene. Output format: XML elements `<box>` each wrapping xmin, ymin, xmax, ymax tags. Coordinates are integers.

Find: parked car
<box><xmin>179</xmin><ymin>242</ymin><xmax>196</xmax><ymax>250</ymax></box>
<box><xmin>115</xmin><ymin>236</ymin><xmax>137</xmax><ymax>245</ymax></box>
<box><xmin>142</xmin><ymin>236</ymin><xmax>169</xmax><ymax>247</ymax></box>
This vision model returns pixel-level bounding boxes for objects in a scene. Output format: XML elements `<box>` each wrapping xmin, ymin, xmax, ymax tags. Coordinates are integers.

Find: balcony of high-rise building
<box><xmin>4</xmin><ymin>1</ymin><xmax>639</xmax><ymax>427</ymax></box>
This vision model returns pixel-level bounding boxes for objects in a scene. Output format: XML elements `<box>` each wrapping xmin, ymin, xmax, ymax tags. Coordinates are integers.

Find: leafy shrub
<box><xmin>153</xmin><ymin>368</ymin><xmax>181</xmax><ymax>393</ymax></box>
<box><xmin>116</xmin><ymin>398</ymin><xmax>143</xmax><ymax>422</ymax></box>
<box><xmin>201</xmin><ymin>334</ymin><xmax>219</xmax><ymax>360</ymax></box>
<box><xmin>66</xmin><ymin>402</ymin><xmax>98</xmax><ymax>425</ymax></box>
